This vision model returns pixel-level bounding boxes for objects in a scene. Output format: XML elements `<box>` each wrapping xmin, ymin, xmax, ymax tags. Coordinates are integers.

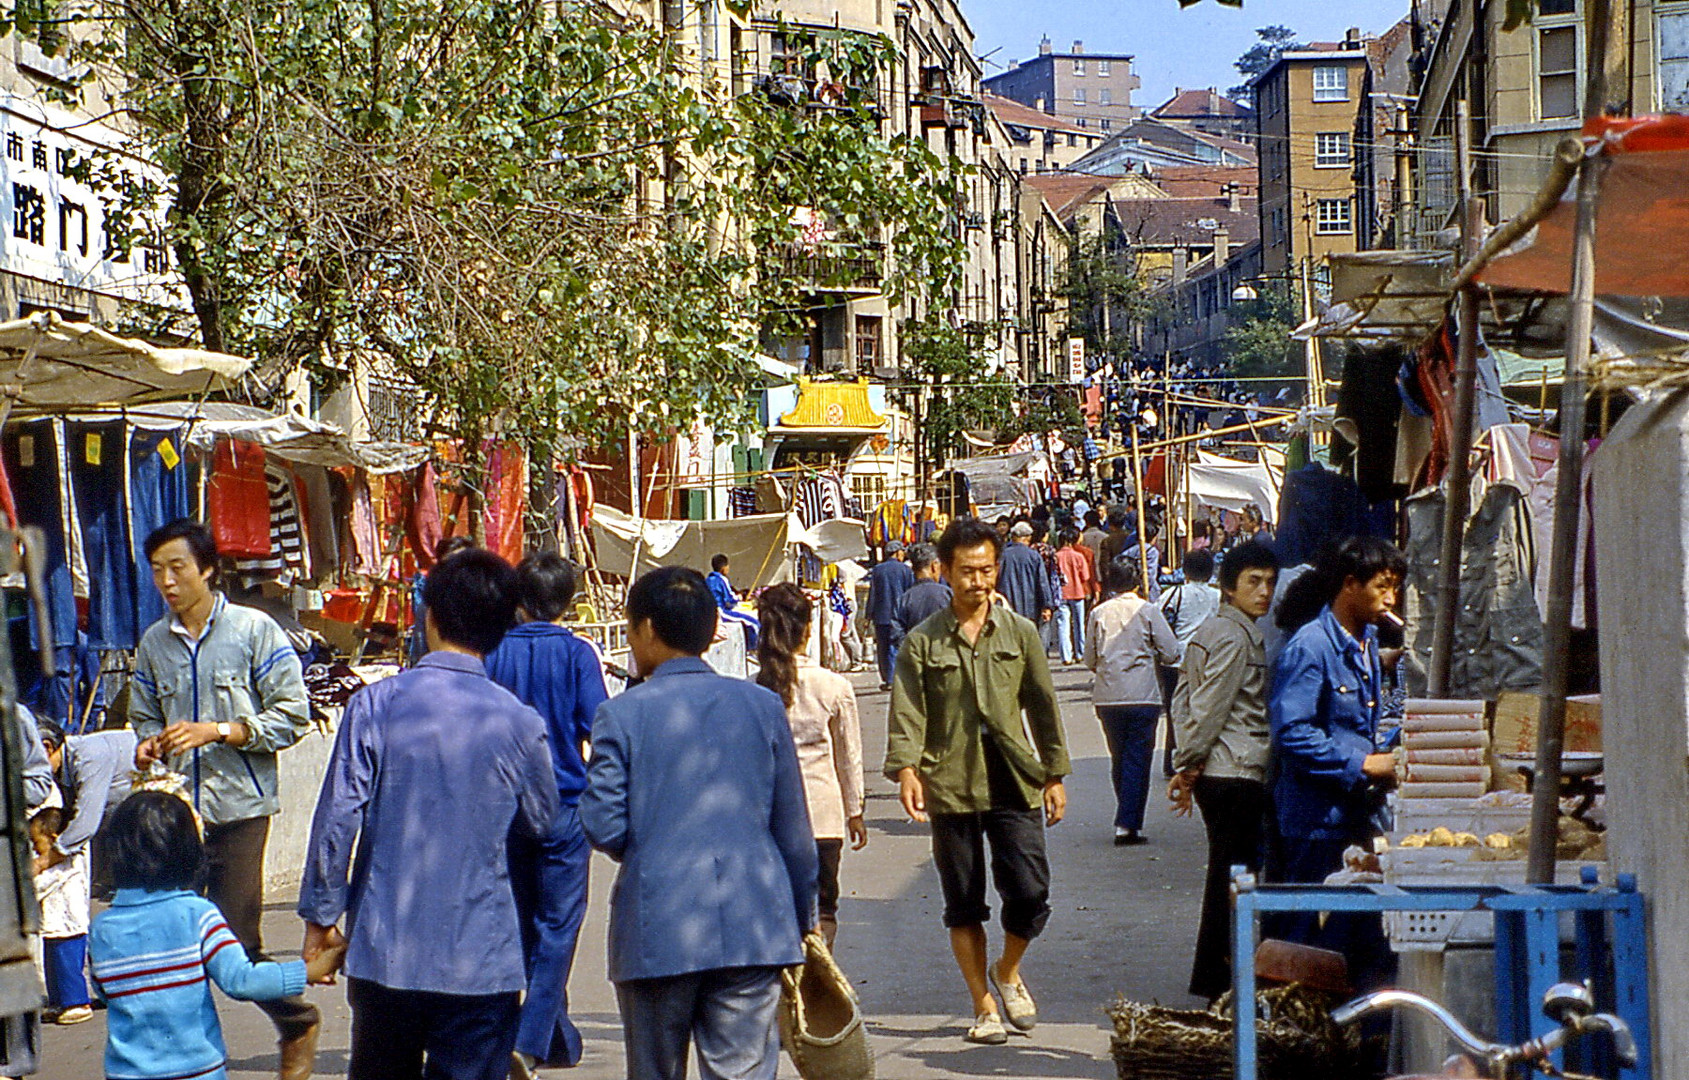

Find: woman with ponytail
<box><xmin>757</xmin><ymin>583</ymin><xmax>867</xmax><ymax>945</ymax></box>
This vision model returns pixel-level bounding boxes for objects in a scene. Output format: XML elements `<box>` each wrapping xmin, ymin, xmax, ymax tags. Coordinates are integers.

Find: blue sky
<box><xmin>966</xmin><ymin>0</ymin><xmax>1414</xmax><ymax>110</ymax></box>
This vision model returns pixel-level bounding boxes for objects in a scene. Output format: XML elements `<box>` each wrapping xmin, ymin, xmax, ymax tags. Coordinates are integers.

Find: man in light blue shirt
<box><xmin>300</xmin><ymin>549</ymin><xmax>557</xmax><ymax>1080</ymax></box>
<box><xmin>582</xmin><ymin>566</ymin><xmax>816</xmax><ymax>1080</ymax></box>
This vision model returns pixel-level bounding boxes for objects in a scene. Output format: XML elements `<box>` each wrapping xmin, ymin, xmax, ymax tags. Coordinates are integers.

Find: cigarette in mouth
<box><xmin>1381</xmin><ymin>610</ymin><xmax>1404</xmax><ymax>628</ymax></box>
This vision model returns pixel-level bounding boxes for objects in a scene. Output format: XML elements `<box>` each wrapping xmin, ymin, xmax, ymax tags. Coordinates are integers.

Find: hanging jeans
<box><xmin>128</xmin><ymin>426</ymin><xmax>193</xmax><ymax>636</ymax></box>
<box><xmin>4</xmin><ymin>421</ymin><xmax>75</xmax><ymax>651</ymax></box>
<box><xmin>68</xmin><ymin>420</ymin><xmax>136</xmax><ymax>650</ymax></box>
<box><xmin>1096</xmin><ymin>704</ymin><xmax>1161</xmax><ymax>832</ymax></box>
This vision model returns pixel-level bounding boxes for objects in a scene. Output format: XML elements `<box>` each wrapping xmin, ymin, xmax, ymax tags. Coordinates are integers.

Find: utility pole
<box><xmin>1428</xmin><ymin>100</ymin><xmax>1483</xmax><ymax>698</ymax></box>
<box><xmin>1528</xmin><ymin>0</ymin><xmax>1622</xmax><ymax>886</ymax></box>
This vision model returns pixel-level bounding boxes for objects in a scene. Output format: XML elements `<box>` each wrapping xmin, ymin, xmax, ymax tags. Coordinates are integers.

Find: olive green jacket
<box><xmin>883</xmin><ymin>602</ymin><xmax>1070</xmax><ymax>815</ymax></box>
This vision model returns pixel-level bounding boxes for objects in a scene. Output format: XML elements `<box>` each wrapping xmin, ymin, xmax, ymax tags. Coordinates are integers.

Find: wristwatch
<box><xmin>216</xmin><ymin>722</ymin><xmax>233</xmax><ymax>744</ymax></box>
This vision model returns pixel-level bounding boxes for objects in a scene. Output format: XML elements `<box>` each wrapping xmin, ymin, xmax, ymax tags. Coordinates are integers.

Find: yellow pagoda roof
<box><xmin>777</xmin><ymin>378</ymin><xmax>886</xmax><ymax>430</ymax></box>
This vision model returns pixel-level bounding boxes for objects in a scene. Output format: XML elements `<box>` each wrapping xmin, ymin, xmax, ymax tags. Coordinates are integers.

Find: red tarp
<box><xmin>1480</xmin><ymin>116</ymin><xmax>1689</xmax><ymax>297</ymax></box>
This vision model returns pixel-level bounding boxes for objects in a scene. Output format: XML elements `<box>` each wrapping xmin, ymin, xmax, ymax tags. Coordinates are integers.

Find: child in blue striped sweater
<box><xmin>88</xmin><ymin>792</ymin><xmax>344</xmax><ymax>1080</ymax></box>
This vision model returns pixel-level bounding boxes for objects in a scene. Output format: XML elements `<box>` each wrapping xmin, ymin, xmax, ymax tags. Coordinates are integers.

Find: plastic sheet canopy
<box><xmin>0</xmin><ymin>313</ymin><xmax>250</xmax><ymax>409</ymax></box>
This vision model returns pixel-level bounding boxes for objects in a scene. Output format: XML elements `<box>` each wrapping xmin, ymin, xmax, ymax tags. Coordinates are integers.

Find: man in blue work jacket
<box><xmin>1268</xmin><ymin>535</ymin><xmax>1405</xmax><ymax>983</ymax></box>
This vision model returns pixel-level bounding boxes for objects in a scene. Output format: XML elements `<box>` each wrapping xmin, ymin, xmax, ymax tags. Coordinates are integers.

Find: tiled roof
<box><xmin>1153</xmin><ymin>165</ymin><xmax>1258</xmax><ymax>199</ymax></box>
<box><xmin>1152</xmin><ymin>88</ymin><xmax>1253</xmax><ymax>120</ymax></box>
<box><xmin>1023</xmin><ymin>173</ymin><xmax>1121</xmax><ymax>220</ymax></box>
<box><xmin>983</xmin><ymin>93</ymin><xmax>1092</xmax><ymax>136</ymax></box>
<box><xmin>1109</xmin><ymin>196</ymin><xmax>1260</xmax><ymax>247</ymax></box>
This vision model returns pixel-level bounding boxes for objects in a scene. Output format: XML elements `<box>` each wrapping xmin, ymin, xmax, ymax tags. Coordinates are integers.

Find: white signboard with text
<box><xmin>0</xmin><ymin>97</ymin><xmax>184</xmax><ymax>310</ymax></box>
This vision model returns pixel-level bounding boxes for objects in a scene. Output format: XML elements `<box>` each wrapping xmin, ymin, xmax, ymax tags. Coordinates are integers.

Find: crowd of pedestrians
<box><xmin>16</xmin><ymin>482</ymin><xmax>1404</xmax><ymax>1080</ymax></box>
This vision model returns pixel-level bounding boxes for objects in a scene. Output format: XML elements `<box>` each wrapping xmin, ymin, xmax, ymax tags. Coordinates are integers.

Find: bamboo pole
<box><xmin>1127</xmin><ymin>382</ymin><xmax>1152</xmax><ymax>593</ymax></box>
<box><xmin>1529</xmin><ymin>0</ymin><xmax>1618</xmax><ymax>886</ymax></box>
<box><xmin>1428</xmin><ymin>101</ymin><xmax>1484</xmax><ymax>698</ymax></box>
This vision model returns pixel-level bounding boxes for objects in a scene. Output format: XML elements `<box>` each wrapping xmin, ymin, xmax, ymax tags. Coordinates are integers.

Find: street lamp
<box><xmin>1230</xmin><ymin>283</ymin><xmax>1259</xmax><ymax>302</ymax></box>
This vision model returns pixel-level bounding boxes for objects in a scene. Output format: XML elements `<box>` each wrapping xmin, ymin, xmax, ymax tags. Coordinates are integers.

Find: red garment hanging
<box><xmin>207</xmin><ymin>438</ymin><xmax>271</xmax><ymax>558</ymax></box>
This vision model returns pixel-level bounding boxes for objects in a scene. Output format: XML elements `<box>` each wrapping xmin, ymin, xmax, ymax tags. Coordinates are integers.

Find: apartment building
<box><xmin>1150</xmin><ymin>87</ymin><xmax>1255</xmax><ymax>142</ymax></box>
<box><xmin>984</xmin><ymin>38</ymin><xmax>1142</xmax><ymax>135</ymax></box>
<box><xmin>1251</xmin><ymin>35</ymin><xmax>1373</xmax><ymax>279</ymax></box>
<box><xmin>1410</xmin><ymin>0</ymin><xmax>1689</xmax><ymax>248</ymax></box>
<box><xmin>986</xmin><ymin>92</ymin><xmax>1104</xmax><ymax>174</ymax></box>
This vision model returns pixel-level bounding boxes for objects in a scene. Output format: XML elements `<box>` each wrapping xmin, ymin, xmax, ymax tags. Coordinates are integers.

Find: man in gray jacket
<box><xmin>582</xmin><ymin>566</ymin><xmax>817</xmax><ymax>1080</ymax></box>
<box><xmin>129</xmin><ymin>519</ymin><xmax>317</xmax><ymax>1078</ymax></box>
<box><xmin>1167</xmin><ymin>540</ymin><xmax>1278</xmax><ymax>1001</ymax></box>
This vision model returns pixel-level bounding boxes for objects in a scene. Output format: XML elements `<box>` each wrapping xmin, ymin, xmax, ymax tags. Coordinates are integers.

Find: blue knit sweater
<box><xmin>89</xmin><ymin>889</ymin><xmax>306</xmax><ymax>1080</ymax></box>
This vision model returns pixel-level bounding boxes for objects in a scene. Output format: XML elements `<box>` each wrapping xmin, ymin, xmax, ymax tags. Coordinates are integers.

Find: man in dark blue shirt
<box><xmin>866</xmin><ymin>541</ymin><xmax>914</xmax><ymax>690</ymax></box>
<box><xmin>484</xmin><ymin>553</ymin><xmax>609</xmax><ymax>1075</ymax></box>
<box><xmin>998</xmin><ymin>523</ymin><xmax>1055</xmax><ymax>627</ymax></box>
<box><xmin>892</xmin><ymin>543</ymin><xmax>952</xmax><ymax>643</ymax></box>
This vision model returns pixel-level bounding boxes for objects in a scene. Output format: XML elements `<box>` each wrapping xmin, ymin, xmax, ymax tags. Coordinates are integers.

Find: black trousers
<box><xmin>203</xmin><ymin>817</ymin><xmax>320</xmax><ymax>1039</ymax></box>
<box><xmin>816</xmin><ymin>839</ymin><xmax>844</xmax><ymax>944</ymax></box>
<box><xmin>1189</xmin><ymin>776</ymin><xmax>1268</xmax><ymax>1000</ymax></box>
<box><xmin>347</xmin><ymin>977</ymin><xmax>521</xmax><ymax>1080</ymax></box>
<box><xmin>929</xmin><ymin>808</ymin><xmax>1051</xmax><ymax>940</ymax></box>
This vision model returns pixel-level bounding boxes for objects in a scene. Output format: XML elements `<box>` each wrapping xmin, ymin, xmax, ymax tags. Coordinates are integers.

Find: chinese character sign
<box><xmin>0</xmin><ymin>98</ymin><xmax>184</xmax><ymax>309</ymax></box>
<box><xmin>1067</xmin><ymin>337</ymin><xmax>1084</xmax><ymax>384</ymax></box>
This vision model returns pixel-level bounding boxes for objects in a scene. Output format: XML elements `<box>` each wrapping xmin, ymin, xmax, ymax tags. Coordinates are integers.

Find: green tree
<box><xmin>1221</xmin><ymin>282</ymin><xmax>1301</xmax><ymax>387</ymax></box>
<box><xmin>1230</xmin><ymin>25</ymin><xmax>1301</xmax><ymax>101</ymax></box>
<box><xmin>902</xmin><ymin>319</ymin><xmax>1013</xmax><ymax>467</ymax></box>
<box><xmin>1058</xmin><ymin>226</ymin><xmax>1145</xmax><ymax>365</ymax></box>
<box><xmin>22</xmin><ymin>1</ymin><xmax>968</xmax><ymax>506</ymax></box>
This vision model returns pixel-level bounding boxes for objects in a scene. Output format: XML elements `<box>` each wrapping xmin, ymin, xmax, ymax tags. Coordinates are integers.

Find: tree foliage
<box><xmin>1058</xmin><ymin>226</ymin><xmax>1145</xmax><ymax>365</ymax></box>
<box><xmin>1220</xmin><ymin>281</ymin><xmax>1301</xmax><ymax>386</ymax></box>
<box><xmin>1230</xmin><ymin>25</ymin><xmax>1301</xmax><ymax>100</ymax></box>
<box><xmin>24</xmin><ymin>0</ymin><xmax>968</xmax><ymax>466</ymax></box>
<box><xmin>901</xmin><ymin>318</ymin><xmax>1012</xmax><ymax>465</ymax></box>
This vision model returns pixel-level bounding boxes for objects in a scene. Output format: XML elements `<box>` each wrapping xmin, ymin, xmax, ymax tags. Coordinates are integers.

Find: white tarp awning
<box><xmin>54</xmin><ymin>401</ymin><xmax>427</xmax><ymax>473</ymax></box>
<box><xmin>0</xmin><ymin>313</ymin><xmax>250</xmax><ymax>409</ymax></box>
<box><xmin>590</xmin><ymin>506</ymin><xmax>868</xmax><ymax>586</ymax></box>
<box><xmin>1186</xmin><ymin>450</ymin><xmax>1282</xmax><ymax>523</ymax></box>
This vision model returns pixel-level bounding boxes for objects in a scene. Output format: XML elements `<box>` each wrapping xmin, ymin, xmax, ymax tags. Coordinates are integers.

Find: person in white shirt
<box><xmin>756</xmin><ymin>583</ymin><xmax>867</xmax><ymax>946</ymax></box>
<box><xmin>1084</xmin><ymin>560</ymin><xmax>1181</xmax><ymax>845</ymax></box>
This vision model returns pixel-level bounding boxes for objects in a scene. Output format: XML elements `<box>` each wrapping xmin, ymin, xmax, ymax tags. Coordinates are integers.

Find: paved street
<box><xmin>38</xmin><ymin>666</ymin><xmax>1208</xmax><ymax>1080</ymax></box>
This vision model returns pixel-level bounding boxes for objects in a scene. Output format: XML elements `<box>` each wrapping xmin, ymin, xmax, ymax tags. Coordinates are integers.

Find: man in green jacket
<box><xmin>885</xmin><ymin>516</ymin><xmax>1070</xmax><ymax>1047</ymax></box>
<box><xmin>130</xmin><ymin>519</ymin><xmax>318</xmax><ymax>1079</ymax></box>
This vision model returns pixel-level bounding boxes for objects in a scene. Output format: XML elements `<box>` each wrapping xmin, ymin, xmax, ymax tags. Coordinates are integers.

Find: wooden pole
<box><xmin>1428</xmin><ymin>100</ymin><xmax>1484</xmax><ymax>698</ymax></box>
<box><xmin>1529</xmin><ymin>0</ymin><xmax>1618</xmax><ymax>886</ymax></box>
<box><xmin>1127</xmin><ymin>378</ymin><xmax>1152</xmax><ymax>593</ymax></box>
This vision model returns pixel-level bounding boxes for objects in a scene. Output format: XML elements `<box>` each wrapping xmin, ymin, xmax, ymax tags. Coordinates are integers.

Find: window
<box><xmin>1020</xmin><ymin>157</ymin><xmax>1029</xmax><ymax>174</ymax></box>
<box><xmin>1538</xmin><ymin>25</ymin><xmax>1579</xmax><ymax>118</ymax></box>
<box><xmin>1077</xmin><ymin>117</ymin><xmax>1087</xmax><ymax>128</ymax></box>
<box><xmin>1100</xmin><ymin>88</ymin><xmax>1112</xmax><ymax>105</ymax></box>
<box><xmin>1100</xmin><ymin>119</ymin><xmax>1112</xmax><ymax>132</ymax></box>
<box><xmin>1067</xmin><ymin>132</ymin><xmax>1077</xmax><ymax>147</ymax></box>
<box><xmin>1312</xmin><ymin>65</ymin><xmax>1348</xmax><ymax>102</ymax></box>
<box><xmin>1074</xmin><ymin>88</ymin><xmax>1086</xmax><ymax>106</ymax></box>
<box><xmin>1315</xmin><ymin>198</ymin><xmax>1352</xmax><ymax>234</ymax></box>
<box><xmin>1098</xmin><ymin>59</ymin><xmax>1112</xmax><ymax>76</ymax></box>
<box><xmin>854</xmin><ymin>316</ymin><xmax>883</xmax><ymax>371</ymax></box>
<box><xmin>1315</xmin><ymin>131</ymin><xmax>1352</xmax><ymax>167</ymax></box>
<box><xmin>1073</xmin><ymin>58</ymin><xmax>1086</xmax><ymax>75</ymax></box>
<box><xmin>1539</xmin><ymin>0</ymin><xmax>1576</xmax><ymax>11</ymax></box>
<box><xmin>1661</xmin><ymin>8</ymin><xmax>1689</xmax><ymax>111</ymax></box>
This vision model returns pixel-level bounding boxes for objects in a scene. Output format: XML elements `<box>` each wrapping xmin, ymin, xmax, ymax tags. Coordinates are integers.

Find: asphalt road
<box><xmin>38</xmin><ymin>665</ymin><xmax>1209</xmax><ymax>1080</ymax></box>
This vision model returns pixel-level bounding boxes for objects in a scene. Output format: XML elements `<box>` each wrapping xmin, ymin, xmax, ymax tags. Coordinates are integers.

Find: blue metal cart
<box><xmin>1230</xmin><ymin>867</ymin><xmax>1651</xmax><ymax>1079</ymax></box>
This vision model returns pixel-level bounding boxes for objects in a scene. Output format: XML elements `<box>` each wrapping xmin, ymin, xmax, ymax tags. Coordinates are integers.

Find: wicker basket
<box><xmin>1108</xmin><ymin>984</ymin><xmax>1369</xmax><ymax>1080</ymax></box>
<box><xmin>779</xmin><ymin>933</ymin><xmax>874</xmax><ymax>1080</ymax></box>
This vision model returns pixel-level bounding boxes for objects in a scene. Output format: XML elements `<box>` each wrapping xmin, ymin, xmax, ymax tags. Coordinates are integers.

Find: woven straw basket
<box><xmin>779</xmin><ymin>933</ymin><xmax>874</xmax><ymax>1080</ymax></box>
<box><xmin>1108</xmin><ymin>984</ymin><xmax>1368</xmax><ymax>1080</ymax></box>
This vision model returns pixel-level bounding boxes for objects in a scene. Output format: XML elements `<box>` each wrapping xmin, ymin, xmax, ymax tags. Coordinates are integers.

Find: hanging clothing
<box><xmin>342</xmin><ymin>470</ymin><xmax>381</xmax><ymax>576</ymax></box>
<box><xmin>1401</xmin><ymin>479</ymin><xmax>1544</xmax><ymax>698</ymax></box>
<box><xmin>728</xmin><ymin>487</ymin><xmax>758</xmax><ymax>518</ymax></box>
<box><xmin>232</xmin><ymin>462</ymin><xmax>309</xmax><ymax>586</ymax></box>
<box><xmin>67</xmin><ymin>420</ymin><xmax>138</xmax><ymax>650</ymax></box>
<box><xmin>1274</xmin><ymin>464</ymin><xmax>1389</xmax><ymax>570</ymax></box>
<box><xmin>208</xmin><ymin>439</ymin><xmax>271</xmax><ymax>559</ymax></box>
<box><xmin>128</xmin><ymin>426</ymin><xmax>193</xmax><ymax>638</ymax></box>
<box><xmin>298</xmin><ymin>465</ymin><xmax>340</xmax><ymax>585</ymax></box>
<box><xmin>484</xmin><ymin>444</ymin><xmax>527</xmax><ymax>564</ymax></box>
<box><xmin>5</xmin><ymin>420</ymin><xmax>76</xmax><ymax>649</ymax></box>
<box><xmin>405</xmin><ymin>463</ymin><xmax>443</xmax><ymax>568</ymax></box>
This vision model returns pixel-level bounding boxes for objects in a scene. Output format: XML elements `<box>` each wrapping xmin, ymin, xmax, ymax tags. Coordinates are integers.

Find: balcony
<box><xmin>775</xmin><ymin>241</ymin><xmax>885</xmax><ymax>294</ymax></box>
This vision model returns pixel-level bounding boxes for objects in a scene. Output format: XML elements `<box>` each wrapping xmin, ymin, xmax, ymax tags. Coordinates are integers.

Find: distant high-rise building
<box><xmin>984</xmin><ymin>38</ymin><xmax>1140</xmax><ymax>133</ymax></box>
